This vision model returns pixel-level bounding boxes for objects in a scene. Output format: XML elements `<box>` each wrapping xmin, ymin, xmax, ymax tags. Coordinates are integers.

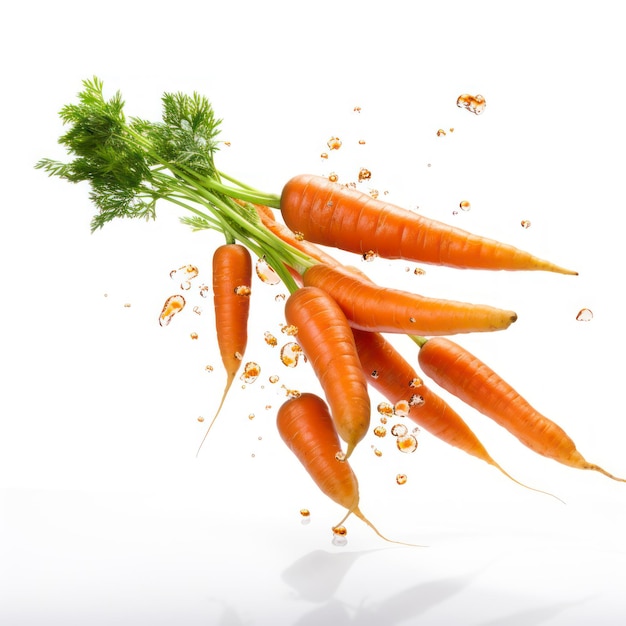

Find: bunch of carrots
<box><xmin>37</xmin><ymin>77</ymin><xmax>625</xmax><ymax>546</ymax></box>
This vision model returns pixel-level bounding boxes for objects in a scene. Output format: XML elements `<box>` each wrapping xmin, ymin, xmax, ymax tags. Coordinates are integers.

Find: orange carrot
<box><xmin>197</xmin><ymin>243</ymin><xmax>252</xmax><ymax>455</ymax></box>
<box><xmin>277</xmin><ymin>393</ymin><xmax>419</xmax><ymax>546</ymax></box>
<box><xmin>280</xmin><ymin>174</ymin><xmax>577</xmax><ymax>274</ymax></box>
<box><xmin>415</xmin><ymin>336</ymin><xmax>625</xmax><ymax>481</ymax></box>
<box><xmin>351</xmin><ymin>329</ymin><xmax>561</xmax><ymax>500</ymax></box>
<box><xmin>284</xmin><ymin>286</ymin><xmax>370</xmax><ymax>459</ymax></box>
<box><xmin>302</xmin><ymin>263</ymin><xmax>517</xmax><ymax>335</ymax></box>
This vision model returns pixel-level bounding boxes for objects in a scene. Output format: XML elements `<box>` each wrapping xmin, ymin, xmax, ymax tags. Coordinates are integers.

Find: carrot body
<box><xmin>277</xmin><ymin>393</ymin><xmax>418</xmax><ymax>545</ymax></box>
<box><xmin>417</xmin><ymin>337</ymin><xmax>625</xmax><ymax>481</ymax></box>
<box><xmin>197</xmin><ymin>243</ymin><xmax>252</xmax><ymax>455</ymax></box>
<box><xmin>351</xmin><ymin>329</ymin><xmax>561</xmax><ymax>499</ymax></box>
<box><xmin>302</xmin><ymin>263</ymin><xmax>517</xmax><ymax>335</ymax></box>
<box><xmin>284</xmin><ymin>286</ymin><xmax>370</xmax><ymax>459</ymax></box>
<box><xmin>280</xmin><ymin>174</ymin><xmax>577</xmax><ymax>274</ymax></box>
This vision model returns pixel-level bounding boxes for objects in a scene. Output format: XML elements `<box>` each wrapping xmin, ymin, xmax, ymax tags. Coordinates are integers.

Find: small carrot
<box><xmin>351</xmin><ymin>328</ymin><xmax>562</xmax><ymax>500</ymax></box>
<box><xmin>280</xmin><ymin>174</ymin><xmax>577</xmax><ymax>274</ymax></box>
<box><xmin>277</xmin><ymin>392</ymin><xmax>419</xmax><ymax>546</ymax></box>
<box><xmin>196</xmin><ymin>243</ymin><xmax>252</xmax><ymax>455</ymax></box>
<box><xmin>415</xmin><ymin>336</ymin><xmax>625</xmax><ymax>481</ymax></box>
<box><xmin>302</xmin><ymin>263</ymin><xmax>517</xmax><ymax>335</ymax></box>
<box><xmin>284</xmin><ymin>286</ymin><xmax>370</xmax><ymax>459</ymax></box>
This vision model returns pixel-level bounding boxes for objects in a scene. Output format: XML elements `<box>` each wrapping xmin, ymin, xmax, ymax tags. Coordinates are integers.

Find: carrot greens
<box><xmin>35</xmin><ymin>76</ymin><xmax>309</xmax><ymax>291</ymax></box>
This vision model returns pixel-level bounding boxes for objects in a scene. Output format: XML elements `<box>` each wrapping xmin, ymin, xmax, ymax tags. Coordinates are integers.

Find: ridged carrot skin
<box><xmin>417</xmin><ymin>337</ymin><xmax>625</xmax><ymax>481</ymax></box>
<box><xmin>302</xmin><ymin>263</ymin><xmax>517</xmax><ymax>335</ymax></box>
<box><xmin>277</xmin><ymin>393</ymin><xmax>419</xmax><ymax>545</ymax></box>
<box><xmin>197</xmin><ymin>243</ymin><xmax>252</xmax><ymax>455</ymax></box>
<box><xmin>284</xmin><ymin>286</ymin><xmax>370</xmax><ymax>459</ymax></box>
<box><xmin>280</xmin><ymin>174</ymin><xmax>577</xmax><ymax>275</ymax></box>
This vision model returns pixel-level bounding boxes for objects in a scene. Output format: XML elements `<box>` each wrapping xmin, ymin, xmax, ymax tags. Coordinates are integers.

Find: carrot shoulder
<box><xmin>280</xmin><ymin>174</ymin><xmax>577</xmax><ymax>275</ymax></box>
<box><xmin>302</xmin><ymin>263</ymin><xmax>517</xmax><ymax>335</ymax></box>
<box><xmin>416</xmin><ymin>336</ymin><xmax>625</xmax><ymax>481</ymax></box>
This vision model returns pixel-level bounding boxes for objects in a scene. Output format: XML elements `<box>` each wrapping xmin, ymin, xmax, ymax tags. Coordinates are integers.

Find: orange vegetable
<box><xmin>284</xmin><ymin>286</ymin><xmax>370</xmax><ymax>459</ymax></box>
<box><xmin>280</xmin><ymin>174</ymin><xmax>577</xmax><ymax>274</ymax></box>
<box><xmin>277</xmin><ymin>393</ymin><xmax>418</xmax><ymax>545</ymax></box>
<box><xmin>302</xmin><ymin>263</ymin><xmax>517</xmax><ymax>335</ymax></box>
<box><xmin>416</xmin><ymin>336</ymin><xmax>625</xmax><ymax>481</ymax></box>
<box><xmin>352</xmin><ymin>329</ymin><xmax>560</xmax><ymax>499</ymax></box>
<box><xmin>197</xmin><ymin>243</ymin><xmax>252</xmax><ymax>455</ymax></box>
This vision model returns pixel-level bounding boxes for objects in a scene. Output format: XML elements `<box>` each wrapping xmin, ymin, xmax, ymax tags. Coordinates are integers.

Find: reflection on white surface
<box><xmin>3</xmin><ymin>0</ymin><xmax>626</xmax><ymax>623</ymax></box>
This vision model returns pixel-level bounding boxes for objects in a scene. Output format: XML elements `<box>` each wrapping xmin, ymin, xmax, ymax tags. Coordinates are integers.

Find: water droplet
<box><xmin>396</xmin><ymin>434</ymin><xmax>418</xmax><ymax>453</ymax></box>
<box><xmin>190</xmin><ymin>332</ymin><xmax>199</xmax><ymax>340</ymax></box>
<box><xmin>576</xmin><ymin>308</ymin><xmax>593</xmax><ymax>322</ymax></box>
<box><xmin>248</xmin><ymin>413</ymin><xmax>255</xmax><ymax>420</ymax></box>
<box><xmin>269</xmin><ymin>374</ymin><xmax>279</xmax><ymax>384</ymax></box>
<box><xmin>396</xmin><ymin>473</ymin><xmax>408</xmax><ymax>485</ymax></box>
<box><xmin>327</xmin><ymin>137</ymin><xmax>342</xmax><ymax>150</ymax></box>
<box><xmin>409</xmin><ymin>378</ymin><xmax>422</xmax><ymax>388</ymax></box>
<box><xmin>280</xmin><ymin>342</ymin><xmax>305</xmax><ymax>367</ymax></box>
<box><xmin>332</xmin><ymin>525</ymin><xmax>348</xmax><ymax>546</ymax></box>
<box><xmin>457</xmin><ymin>93</ymin><xmax>486</xmax><ymax>115</ymax></box>
<box><xmin>370</xmin><ymin>370</ymin><xmax>380</xmax><ymax>379</ymax></box>
<box><xmin>413</xmin><ymin>267</ymin><xmax>426</xmax><ymax>276</ymax></box>
<box><xmin>320</xmin><ymin>152</ymin><xmax>329</xmax><ymax>159</ymax></box>
<box><xmin>409</xmin><ymin>394</ymin><xmax>425</xmax><ymax>407</ymax></box>
<box><xmin>264</xmin><ymin>331</ymin><xmax>277</xmax><ymax>346</ymax></box>
<box><xmin>369</xmin><ymin>189</ymin><xmax>379</xmax><ymax>199</ymax></box>
<box><xmin>282</xmin><ymin>385</ymin><xmax>301</xmax><ymax>399</ymax></box>
<box><xmin>255</xmin><ymin>257</ymin><xmax>280</xmax><ymax>285</ymax></box>
<box><xmin>240</xmin><ymin>362</ymin><xmax>261</xmax><ymax>383</ymax></box>
<box><xmin>394</xmin><ymin>400</ymin><xmax>410</xmax><ymax>417</ymax></box>
<box><xmin>205</xmin><ymin>365</ymin><xmax>214</xmax><ymax>373</ymax></box>
<box><xmin>459</xmin><ymin>200</ymin><xmax>471</xmax><ymax>211</ymax></box>
<box><xmin>281</xmin><ymin>324</ymin><xmax>299</xmax><ymax>336</ymax></box>
<box><xmin>193</xmin><ymin>305</ymin><xmax>202</xmax><ymax>315</ymax></box>
<box><xmin>335</xmin><ymin>451</ymin><xmax>346</xmax><ymax>462</ymax></box>
<box><xmin>159</xmin><ymin>295</ymin><xmax>186</xmax><ymax>326</ymax></box>
<box><xmin>199</xmin><ymin>285</ymin><xmax>209</xmax><ymax>298</ymax></box>
<box><xmin>275</xmin><ymin>293</ymin><xmax>287</xmax><ymax>302</ymax></box>
<box><xmin>377</xmin><ymin>402</ymin><xmax>394</xmax><ymax>417</ymax></box>
<box><xmin>123</xmin><ymin>303</ymin><xmax>132</xmax><ymax>308</ymax></box>
<box><xmin>171</xmin><ymin>264</ymin><xmax>199</xmax><ymax>290</ymax></box>
<box><xmin>391</xmin><ymin>423</ymin><xmax>408</xmax><ymax>437</ymax></box>
<box><xmin>362</xmin><ymin>250</ymin><xmax>377</xmax><ymax>262</ymax></box>
<box><xmin>197</xmin><ymin>416</ymin><xmax>205</xmax><ymax>423</ymax></box>
<box><xmin>437</xmin><ymin>129</ymin><xmax>447</xmax><ymax>137</ymax></box>
<box><xmin>328</xmin><ymin>172</ymin><xmax>339</xmax><ymax>183</ymax></box>
<box><xmin>373</xmin><ymin>425</ymin><xmax>387</xmax><ymax>438</ymax></box>
<box><xmin>300</xmin><ymin>509</ymin><xmax>311</xmax><ymax>525</ymax></box>
<box><xmin>358</xmin><ymin>168</ymin><xmax>372</xmax><ymax>182</ymax></box>
<box><xmin>373</xmin><ymin>447</ymin><xmax>383</xmax><ymax>457</ymax></box>
<box><xmin>521</xmin><ymin>219</ymin><xmax>531</xmax><ymax>229</ymax></box>
<box><xmin>234</xmin><ymin>285</ymin><xmax>252</xmax><ymax>296</ymax></box>
<box><xmin>354</xmin><ymin>106</ymin><xmax>362</xmax><ymax>113</ymax></box>
<box><xmin>358</xmin><ymin>139</ymin><xmax>366</xmax><ymax>145</ymax></box>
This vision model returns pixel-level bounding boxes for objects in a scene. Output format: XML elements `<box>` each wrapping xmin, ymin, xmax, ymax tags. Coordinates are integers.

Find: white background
<box><xmin>2</xmin><ymin>1</ymin><xmax>626</xmax><ymax>624</ymax></box>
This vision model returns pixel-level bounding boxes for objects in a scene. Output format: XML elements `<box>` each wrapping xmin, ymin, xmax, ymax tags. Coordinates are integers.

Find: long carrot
<box><xmin>277</xmin><ymin>392</ymin><xmax>419</xmax><ymax>546</ymax></box>
<box><xmin>302</xmin><ymin>263</ymin><xmax>517</xmax><ymax>335</ymax></box>
<box><xmin>415</xmin><ymin>336</ymin><xmax>625</xmax><ymax>481</ymax></box>
<box><xmin>196</xmin><ymin>243</ymin><xmax>252</xmax><ymax>455</ymax></box>
<box><xmin>351</xmin><ymin>329</ymin><xmax>562</xmax><ymax>500</ymax></box>
<box><xmin>284</xmin><ymin>286</ymin><xmax>370</xmax><ymax>459</ymax></box>
<box><xmin>280</xmin><ymin>174</ymin><xmax>577</xmax><ymax>274</ymax></box>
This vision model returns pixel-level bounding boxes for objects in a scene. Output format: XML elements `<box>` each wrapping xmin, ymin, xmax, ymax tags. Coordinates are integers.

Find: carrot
<box><xmin>277</xmin><ymin>392</ymin><xmax>419</xmax><ymax>546</ymax></box>
<box><xmin>302</xmin><ymin>263</ymin><xmax>517</xmax><ymax>335</ymax></box>
<box><xmin>415</xmin><ymin>336</ymin><xmax>626</xmax><ymax>481</ymax></box>
<box><xmin>196</xmin><ymin>243</ymin><xmax>252</xmax><ymax>455</ymax></box>
<box><xmin>351</xmin><ymin>328</ymin><xmax>562</xmax><ymax>500</ymax></box>
<box><xmin>284</xmin><ymin>286</ymin><xmax>370</xmax><ymax>459</ymax></box>
<box><xmin>280</xmin><ymin>174</ymin><xmax>577</xmax><ymax>274</ymax></box>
